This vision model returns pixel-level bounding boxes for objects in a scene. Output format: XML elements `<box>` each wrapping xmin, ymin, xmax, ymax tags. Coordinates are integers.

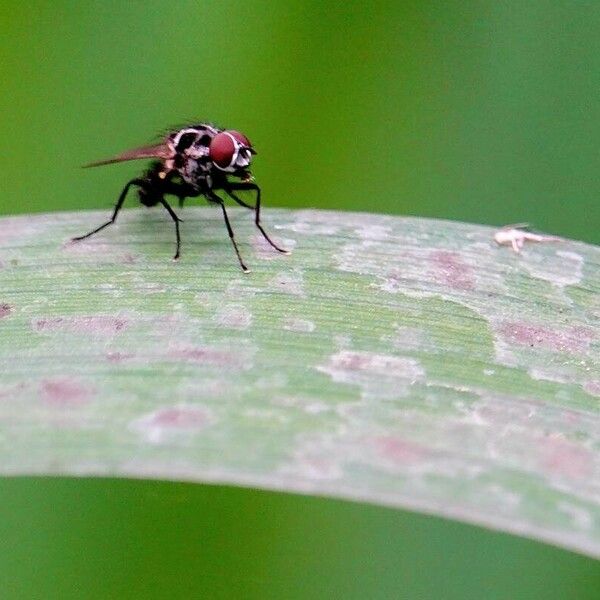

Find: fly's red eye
<box><xmin>209</xmin><ymin>132</ymin><xmax>236</xmax><ymax>168</ymax></box>
<box><xmin>227</xmin><ymin>130</ymin><xmax>251</xmax><ymax>147</ymax></box>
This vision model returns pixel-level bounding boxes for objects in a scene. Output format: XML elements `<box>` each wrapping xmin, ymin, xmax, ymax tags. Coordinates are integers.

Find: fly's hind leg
<box><xmin>159</xmin><ymin>198</ymin><xmax>183</xmax><ymax>260</ymax></box>
<box><xmin>160</xmin><ymin>180</ymin><xmax>203</xmax><ymax>259</ymax></box>
<box><xmin>71</xmin><ymin>178</ymin><xmax>144</xmax><ymax>242</ymax></box>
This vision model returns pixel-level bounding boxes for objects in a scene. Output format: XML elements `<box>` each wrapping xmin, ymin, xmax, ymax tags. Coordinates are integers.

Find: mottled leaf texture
<box><xmin>0</xmin><ymin>208</ymin><xmax>598</xmax><ymax>558</ymax></box>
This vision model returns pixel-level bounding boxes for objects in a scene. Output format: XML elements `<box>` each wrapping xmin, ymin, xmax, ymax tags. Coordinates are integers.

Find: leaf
<box><xmin>0</xmin><ymin>207</ymin><xmax>599</xmax><ymax>558</ymax></box>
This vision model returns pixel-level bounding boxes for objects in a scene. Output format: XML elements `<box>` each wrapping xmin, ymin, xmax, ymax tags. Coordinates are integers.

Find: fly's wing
<box><xmin>82</xmin><ymin>143</ymin><xmax>173</xmax><ymax>168</ymax></box>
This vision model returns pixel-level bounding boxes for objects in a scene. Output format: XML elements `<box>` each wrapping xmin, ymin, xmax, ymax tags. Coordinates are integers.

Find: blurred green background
<box><xmin>0</xmin><ymin>1</ymin><xmax>598</xmax><ymax>242</ymax></box>
<box><xmin>0</xmin><ymin>478</ymin><xmax>598</xmax><ymax>600</ymax></box>
<box><xmin>0</xmin><ymin>1</ymin><xmax>598</xmax><ymax>598</ymax></box>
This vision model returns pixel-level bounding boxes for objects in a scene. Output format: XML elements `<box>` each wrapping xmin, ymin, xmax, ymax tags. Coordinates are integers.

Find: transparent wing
<box><xmin>82</xmin><ymin>143</ymin><xmax>172</xmax><ymax>168</ymax></box>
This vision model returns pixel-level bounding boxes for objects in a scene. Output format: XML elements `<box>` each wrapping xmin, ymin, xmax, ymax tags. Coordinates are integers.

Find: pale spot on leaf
<box><xmin>130</xmin><ymin>404</ymin><xmax>213</xmax><ymax>444</ymax></box>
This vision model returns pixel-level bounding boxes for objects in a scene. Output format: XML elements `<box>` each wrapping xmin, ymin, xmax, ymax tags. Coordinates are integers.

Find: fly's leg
<box><xmin>223</xmin><ymin>188</ymin><xmax>254</xmax><ymax>210</ymax></box>
<box><xmin>208</xmin><ymin>191</ymin><xmax>250</xmax><ymax>273</ymax></box>
<box><xmin>159</xmin><ymin>198</ymin><xmax>183</xmax><ymax>260</ymax></box>
<box><xmin>71</xmin><ymin>178</ymin><xmax>144</xmax><ymax>242</ymax></box>
<box><xmin>224</xmin><ymin>182</ymin><xmax>289</xmax><ymax>254</ymax></box>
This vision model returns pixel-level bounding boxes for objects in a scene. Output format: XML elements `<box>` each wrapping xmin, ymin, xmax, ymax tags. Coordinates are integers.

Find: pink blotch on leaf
<box><xmin>151</xmin><ymin>407</ymin><xmax>210</xmax><ymax>428</ymax></box>
<box><xmin>131</xmin><ymin>405</ymin><xmax>213</xmax><ymax>443</ymax></box>
<box><xmin>40</xmin><ymin>378</ymin><xmax>91</xmax><ymax>406</ymax></box>
<box><xmin>33</xmin><ymin>316</ymin><xmax>128</xmax><ymax>335</ymax></box>
<box><xmin>499</xmin><ymin>322</ymin><xmax>594</xmax><ymax>354</ymax></box>
<box><xmin>327</xmin><ymin>351</ymin><xmax>423</xmax><ymax>379</ymax></box>
<box><xmin>431</xmin><ymin>250</ymin><xmax>475</xmax><ymax>291</ymax></box>
<box><xmin>540</xmin><ymin>436</ymin><xmax>593</xmax><ymax>481</ymax></box>
<box><xmin>584</xmin><ymin>381</ymin><xmax>600</xmax><ymax>398</ymax></box>
<box><xmin>170</xmin><ymin>346</ymin><xmax>241</xmax><ymax>367</ymax></box>
<box><xmin>106</xmin><ymin>351</ymin><xmax>134</xmax><ymax>363</ymax></box>
<box><xmin>375</xmin><ymin>436</ymin><xmax>426</xmax><ymax>465</ymax></box>
<box><xmin>0</xmin><ymin>304</ymin><xmax>13</xmax><ymax>318</ymax></box>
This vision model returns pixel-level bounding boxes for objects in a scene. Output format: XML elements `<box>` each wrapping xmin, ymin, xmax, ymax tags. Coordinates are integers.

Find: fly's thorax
<box><xmin>168</xmin><ymin>125</ymin><xmax>217</xmax><ymax>160</ymax></box>
<box><xmin>164</xmin><ymin>125</ymin><xmax>216</xmax><ymax>185</ymax></box>
<box><xmin>169</xmin><ymin>125</ymin><xmax>219</xmax><ymax>152</ymax></box>
<box><xmin>174</xmin><ymin>155</ymin><xmax>210</xmax><ymax>187</ymax></box>
<box><xmin>158</xmin><ymin>124</ymin><xmax>256</xmax><ymax>187</ymax></box>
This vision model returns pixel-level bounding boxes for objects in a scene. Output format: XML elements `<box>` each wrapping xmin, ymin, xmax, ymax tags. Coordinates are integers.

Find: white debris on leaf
<box><xmin>494</xmin><ymin>224</ymin><xmax>562</xmax><ymax>253</ymax></box>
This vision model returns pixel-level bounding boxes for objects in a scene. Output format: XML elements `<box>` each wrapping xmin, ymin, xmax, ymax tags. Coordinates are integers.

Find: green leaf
<box><xmin>0</xmin><ymin>208</ymin><xmax>598</xmax><ymax>558</ymax></box>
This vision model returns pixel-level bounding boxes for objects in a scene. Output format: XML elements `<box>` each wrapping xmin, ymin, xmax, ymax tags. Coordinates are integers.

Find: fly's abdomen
<box><xmin>138</xmin><ymin>185</ymin><xmax>160</xmax><ymax>207</ymax></box>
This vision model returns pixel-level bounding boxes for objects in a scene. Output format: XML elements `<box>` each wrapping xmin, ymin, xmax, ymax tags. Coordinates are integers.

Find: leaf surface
<box><xmin>0</xmin><ymin>208</ymin><xmax>598</xmax><ymax>557</ymax></box>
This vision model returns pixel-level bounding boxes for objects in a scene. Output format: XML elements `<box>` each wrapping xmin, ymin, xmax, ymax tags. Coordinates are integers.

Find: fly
<box><xmin>72</xmin><ymin>123</ymin><xmax>289</xmax><ymax>272</ymax></box>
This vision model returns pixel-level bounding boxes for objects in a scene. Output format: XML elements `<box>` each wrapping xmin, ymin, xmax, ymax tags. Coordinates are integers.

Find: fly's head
<box><xmin>209</xmin><ymin>130</ymin><xmax>256</xmax><ymax>176</ymax></box>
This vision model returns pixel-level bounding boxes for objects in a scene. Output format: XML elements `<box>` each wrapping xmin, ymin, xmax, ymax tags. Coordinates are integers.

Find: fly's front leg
<box><xmin>71</xmin><ymin>178</ymin><xmax>144</xmax><ymax>242</ymax></box>
<box><xmin>208</xmin><ymin>191</ymin><xmax>250</xmax><ymax>273</ymax></box>
<box><xmin>225</xmin><ymin>182</ymin><xmax>289</xmax><ymax>254</ymax></box>
<box><xmin>223</xmin><ymin>187</ymin><xmax>254</xmax><ymax>209</ymax></box>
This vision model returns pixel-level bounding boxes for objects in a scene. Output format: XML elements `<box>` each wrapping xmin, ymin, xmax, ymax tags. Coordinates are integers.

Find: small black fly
<box><xmin>72</xmin><ymin>123</ymin><xmax>289</xmax><ymax>272</ymax></box>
